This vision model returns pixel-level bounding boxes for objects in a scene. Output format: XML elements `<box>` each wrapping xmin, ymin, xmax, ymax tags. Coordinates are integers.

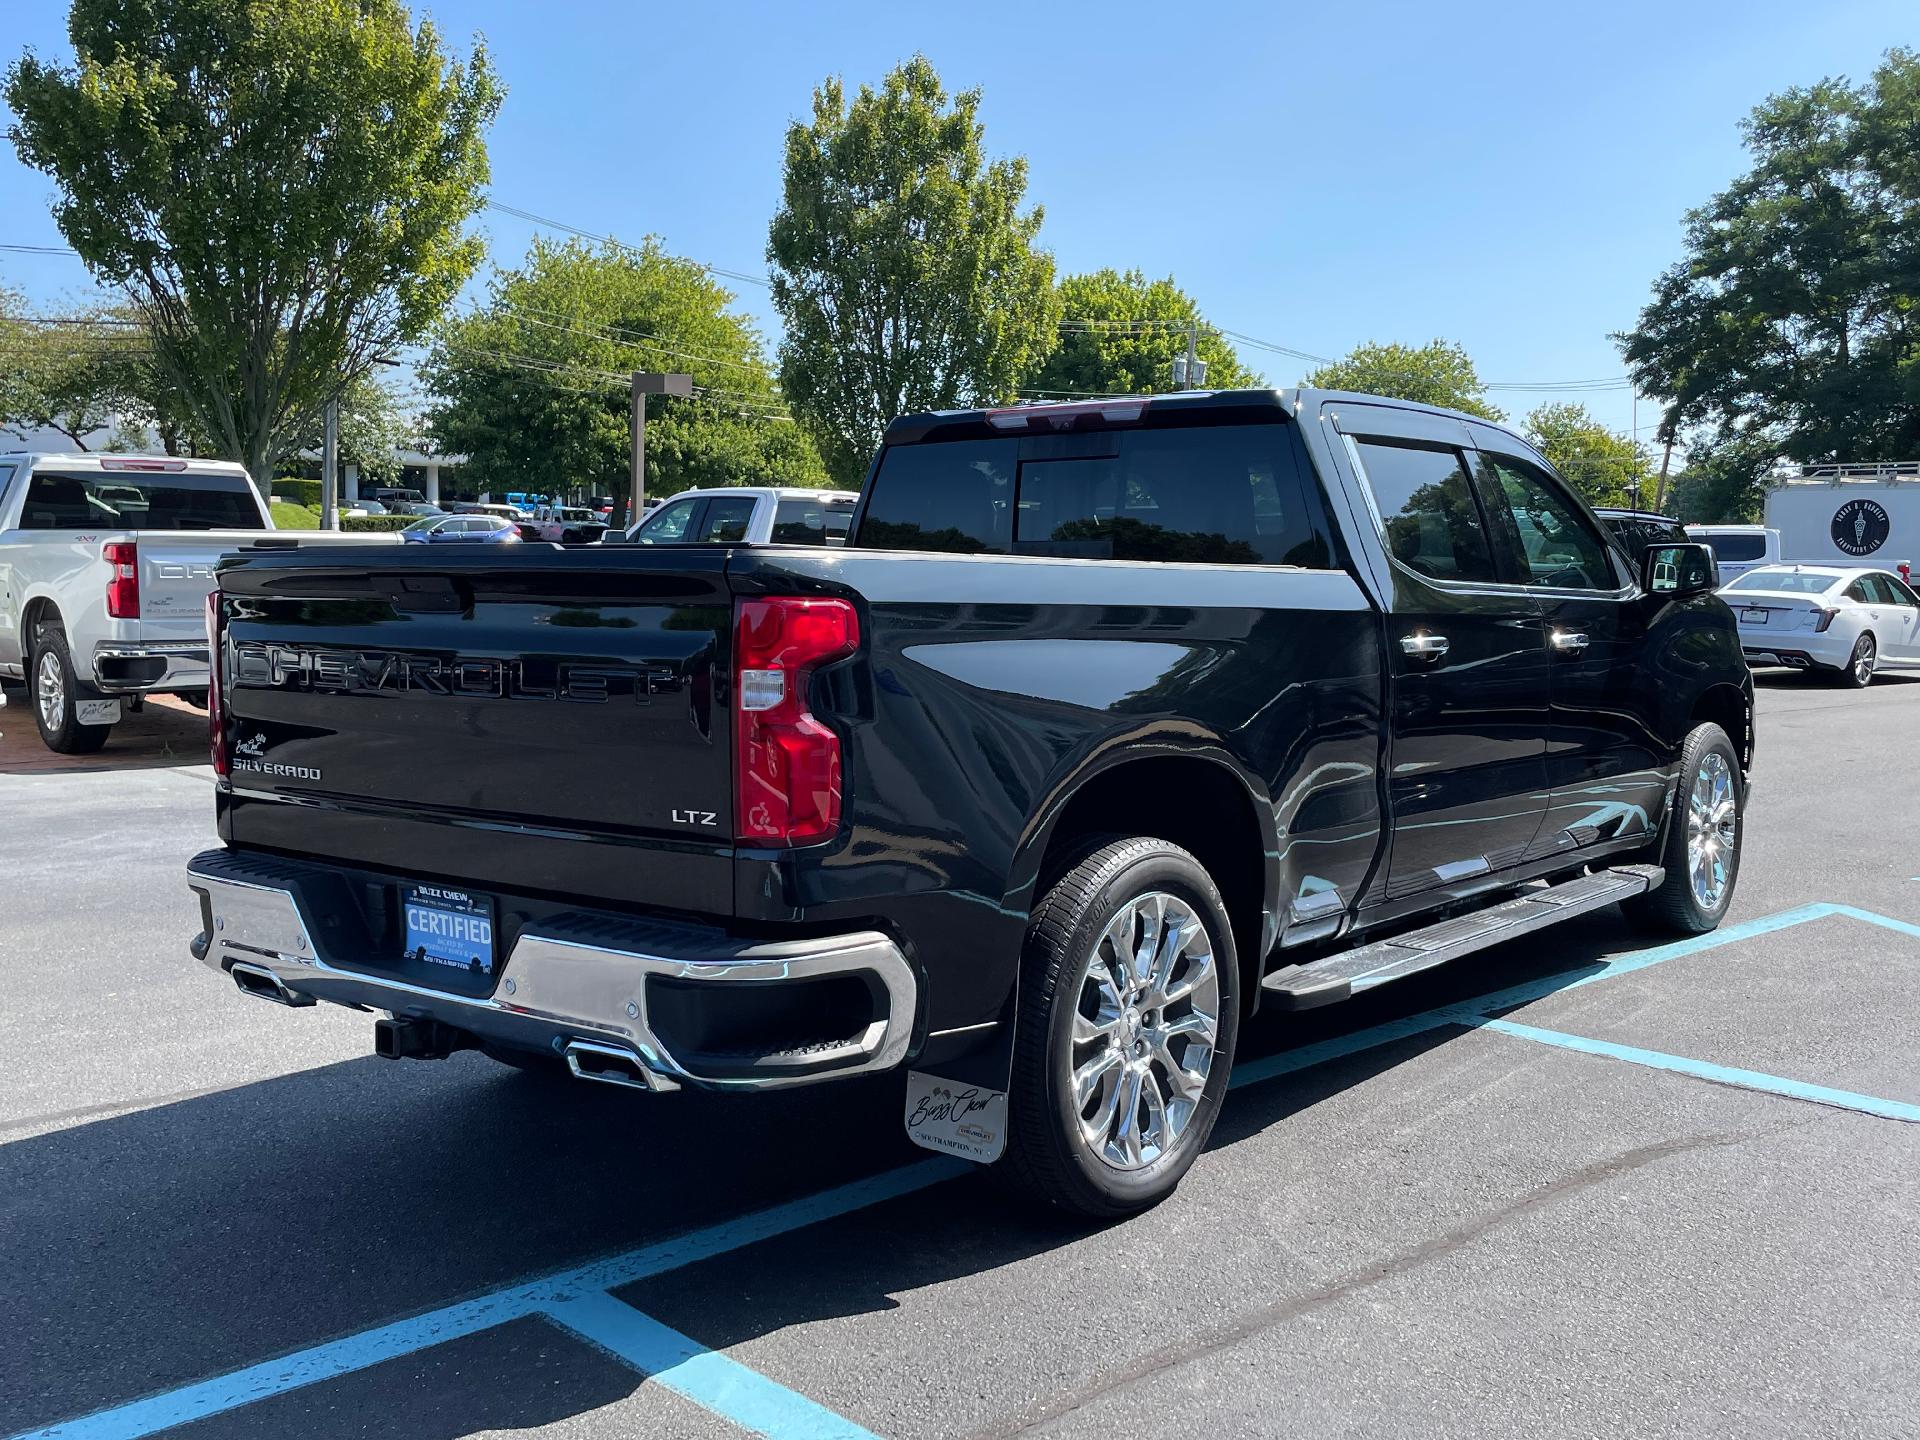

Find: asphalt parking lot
<box><xmin>4</xmin><ymin>670</ymin><xmax>1919</xmax><ymax>1440</ymax></box>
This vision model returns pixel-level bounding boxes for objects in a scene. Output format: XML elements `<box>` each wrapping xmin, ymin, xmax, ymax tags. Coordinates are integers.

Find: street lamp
<box><xmin>630</xmin><ymin>372</ymin><xmax>694</xmax><ymax>525</ymax></box>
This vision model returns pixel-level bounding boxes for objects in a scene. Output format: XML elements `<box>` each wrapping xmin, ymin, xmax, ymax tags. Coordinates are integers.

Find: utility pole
<box><xmin>629</xmin><ymin>372</ymin><xmax>694</xmax><ymax>526</ymax></box>
<box><xmin>1171</xmin><ymin>324</ymin><xmax>1208</xmax><ymax>390</ymax></box>
<box><xmin>321</xmin><ymin>396</ymin><xmax>340</xmax><ymax>530</ymax></box>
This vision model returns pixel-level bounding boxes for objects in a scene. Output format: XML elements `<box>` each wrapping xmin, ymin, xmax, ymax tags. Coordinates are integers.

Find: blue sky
<box><xmin>3</xmin><ymin>0</ymin><xmax>1914</xmax><ymax>442</ymax></box>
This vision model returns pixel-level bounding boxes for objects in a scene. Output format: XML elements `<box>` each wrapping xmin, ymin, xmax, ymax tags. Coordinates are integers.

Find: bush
<box><xmin>343</xmin><ymin>514</ymin><xmax>415</xmax><ymax>532</ymax></box>
<box><xmin>270</xmin><ymin>501</ymin><xmax>319</xmax><ymax>529</ymax></box>
<box><xmin>273</xmin><ymin>478</ymin><xmax>322</xmax><ymax>507</ymax></box>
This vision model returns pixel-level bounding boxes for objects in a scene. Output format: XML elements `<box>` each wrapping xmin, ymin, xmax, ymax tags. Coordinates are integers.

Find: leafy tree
<box><xmin>1621</xmin><ymin>49</ymin><xmax>1920</xmax><ymax>465</ymax></box>
<box><xmin>1304</xmin><ymin>339</ymin><xmax>1503</xmax><ymax>420</ymax></box>
<box><xmin>285</xmin><ymin>373</ymin><xmax>412</xmax><ymax>486</ymax></box>
<box><xmin>7</xmin><ymin>0</ymin><xmax>502</xmax><ymax>487</ymax></box>
<box><xmin>769</xmin><ymin>56</ymin><xmax>1060</xmax><ymax>485</ymax></box>
<box><xmin>0</xmin><ymin>293</ymin><xmax>142</xmax><ymax>448</ymax></box>
<box><xmin>1663</xmin><ymin>433</ymin><xmax>1776</xmax><ymax>524</ymax></box>
<box><xmin>1524</xmin><ymin>402</ymin><xmax>1651</xmax><ymax>507</ymax></box>
<box><xmin>424</xmin><ymin>238</ymin><xmax>825</xmax><ymax>506</ymax></box>
<box><xmin>1026</xmin><ymin>269</ymin><xmax>1259</xmax><ymax>398</ymax></box>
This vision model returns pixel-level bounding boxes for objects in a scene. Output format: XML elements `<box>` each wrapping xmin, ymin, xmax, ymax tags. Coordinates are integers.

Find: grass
<box><xmin>270</xmin><ymin>501</ymin><xmax>320</xmax><ymax>529</ymax></box>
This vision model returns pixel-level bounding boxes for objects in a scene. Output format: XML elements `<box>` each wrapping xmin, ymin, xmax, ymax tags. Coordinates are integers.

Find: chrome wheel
<box><xmin>35</xmin><ymin>647</ymin><xmax>64</xmax><ymax>732</ymax></box>
<box><xmin>1068</xmin><ymin>891</ymin><xmax>1220</xmax><ymax>1171</ymax></box>
<box><xmin>1854</xmin><ymin>636</ymin><xmax>1876</xmax><ymax>685</ymax></box>
<box><xmin>1686</xmin><ymin>750</ymin><xmax>1737</xmax><ymax>910</ymax></box>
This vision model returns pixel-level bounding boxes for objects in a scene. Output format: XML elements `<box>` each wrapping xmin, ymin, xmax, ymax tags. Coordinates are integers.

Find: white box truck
<box><xmin>1763</xmin><ymin>463</ymin><xmax>1920</xmax><ymax>579</ymax></box>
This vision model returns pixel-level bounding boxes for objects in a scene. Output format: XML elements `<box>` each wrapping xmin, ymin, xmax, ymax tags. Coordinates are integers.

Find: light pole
<box><xmin>630</xmin><ymin>372</ymin><xmax>694</xmax><ymax>526</ymax></box>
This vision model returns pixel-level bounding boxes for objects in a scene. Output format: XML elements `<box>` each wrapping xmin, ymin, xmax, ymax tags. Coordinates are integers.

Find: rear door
<box><xmin>1866</xmin><ymin>573</ymin><xmax>1920</xmax><ymax>659</ymax></box>
<box><xmin>1332</xmin><ymin>404</ymin><xmax>1552</xmax><ymax>899</ymax></box>
<box><xmin>1469</xmin><ymin>436</ymin><xmax>1669</xmax><ymax>853</ymax></box>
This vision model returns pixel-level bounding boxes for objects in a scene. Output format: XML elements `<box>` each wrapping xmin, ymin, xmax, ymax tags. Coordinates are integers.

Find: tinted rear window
<box><xmin>856</xmin><ymin>423</ymin><xmax>1330</xmax><ymax>567</ymax></box>
<box><xmin>1699</xmin><ymin>532</ymin><xmax>1766</xmax><ymax>561</ymax></box>
<box><xmin>1725</xmin><ymin>569</ymin><xmax>1839</xmax><ymax>594</ymax></box>
<box><xmin>772</xmin><ymin>497</ymin><xmax>855</xmax><ymax>545</ymax></box>
<box><xmin>21</xmin><ymin>470</ymin><xmax>262</xmax><ymax>531</ymax></box>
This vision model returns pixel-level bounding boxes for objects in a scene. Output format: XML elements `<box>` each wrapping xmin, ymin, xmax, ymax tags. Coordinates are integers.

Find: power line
<box><xmin>484</xmin><ymin>201</ymin><xmax>772</xmax><ymax>289</ymax></box>
<box><xmin>0</xmin><ymin>242</ymin><xmax>80</xmax><ymax>256</ymax></box>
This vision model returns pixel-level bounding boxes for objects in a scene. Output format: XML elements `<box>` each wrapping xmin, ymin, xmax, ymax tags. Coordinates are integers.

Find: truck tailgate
<box><xmin>215</xmin><ymin>547</ymin><xmax>735</xmax><ymax>915</ymax></box>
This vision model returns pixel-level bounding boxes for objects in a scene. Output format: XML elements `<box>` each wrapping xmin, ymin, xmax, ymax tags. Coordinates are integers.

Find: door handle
<box><xmin>1550</xmin><ymin>630</ymin><xmax>1590</xmax><ymax>653</ymax></box>
<box><xmin>1400</xmin><ymin>633</ymin><xmax>1450</xmax><ymax>659</ymax></box>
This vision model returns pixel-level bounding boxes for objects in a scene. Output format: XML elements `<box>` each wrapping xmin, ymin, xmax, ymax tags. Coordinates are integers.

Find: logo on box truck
<box><xmin>1832</xmin><ymin>498</ymin><xmax>1891</xmax><ymax>556</ymax></box>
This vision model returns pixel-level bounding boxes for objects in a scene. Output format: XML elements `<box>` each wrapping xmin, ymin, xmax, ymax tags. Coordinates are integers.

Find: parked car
<box><xmin>186</xmin><ymin>389</ymin><xmax>1751</xmax><ymax>1218</ymax></box>
<box><xmin>626</xmin><ymin>487</ymin><xmax>860</xmax><ymax>546</ymax></box>
<box><xmin>0</xmin><ymin>452</ymin><xmax>396</xmax><ymax>754</ymax></box>
<box><xmin>371</xmin><ymin>487</ymin><xmax>429</xmax><ymax>510</ymax></box>
<box><xmin>401</xmin><ymin>513</ymin><xmax>522</xmax><ymax>545</ymax></box>
<box><xmin>1595</xmin><ymin>507</ymin><xmax>1690</xmax><ymax>560</ymax></box>
<box><xmin>394</xmin><ymin>502</ymin><xmax>446</xmax><ymax>518</ymax></box>
<box><xmin>351</xmin><ymin>498</ymin><xmax>390</xmax><ymax>516</ymax></box>
<box><xmin>1688</xmin><ymin>523</ymin><xmax>1781</xmax><ymax>583</ymax></box>
<box><xmin>451</xmin><ymin>503</ymin><xmax>527</xmax><ymax>523</ymax></box>
<box><xmin>1721</xmin><ymin>563</ymin><xmax>1920</xmax><ymax>686</ymax></box>
<box><xmin>521</xmin><ymin>505</ymin><xmax>607</xmax><ymax>545</ymax></box>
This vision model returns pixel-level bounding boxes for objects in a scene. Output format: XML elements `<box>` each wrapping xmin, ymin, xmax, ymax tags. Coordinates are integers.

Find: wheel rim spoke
<box><xmin>1063</xmin><ymin>887</ymin><xmax>1222</xmax><ymax>1173</ymax></box>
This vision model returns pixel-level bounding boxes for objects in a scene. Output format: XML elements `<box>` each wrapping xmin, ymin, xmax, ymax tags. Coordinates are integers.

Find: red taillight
<box><xmin>104</xmin><ymin>541</ymin><xmax>139</xmax><ymax>618</ymax></box>
<box><xmin>1814</xmin><ymin>607</ymin><xmax>1839</xmax><ymax>633</ymax></box>
<box><xmin>206</xmin><ymin>589</ymin><xmax>229</xmax><ymax>777</ymax></box>
<box><xmin>734</xmin><ymin>597</ymin><xmax>859</xmax><ymax>845</ymax></box>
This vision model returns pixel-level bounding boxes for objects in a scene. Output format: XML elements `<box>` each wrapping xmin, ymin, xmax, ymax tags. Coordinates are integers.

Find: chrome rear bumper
<box><xmin>93</xmin><ymin>641</ymin><xmax>209</xmax><ymax>693</ymax></box>
<box><xmin>186</xmin><ymin>848</ymin><xmax>917</xmax><ymax>1092</ymax></box>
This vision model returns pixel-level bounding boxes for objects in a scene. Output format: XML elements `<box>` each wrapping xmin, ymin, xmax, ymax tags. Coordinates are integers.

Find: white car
<box><xmin>0</xmin><ymin>452</ymin><xmax>395</xmax><ymax>753</ymax></box>
<box><xmin>1722</xmin><ymin>563</ymin><xmax>1920</xmax><ymax>687</ymax></box>
<box><xmin>1688</xmin><ymin>524</ymin><xmax>1781</xmax><ymax>583</ymax></box>
<box><xmin>626</xmin><ymin>487</ymin><xmax>860</xmax><ymax>546</ymax></box>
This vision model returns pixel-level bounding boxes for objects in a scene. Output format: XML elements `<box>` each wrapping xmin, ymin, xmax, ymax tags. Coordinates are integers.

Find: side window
<box><xmin>1845</xmin><ymin>578</ymin><xmax>1874</xmax><ymax>603</ymax></box>
<box><xmin>634</xmin><ymin>497</ymin><xmax>698</xmax><ymax>544</ymax></box>
<box><xmin>1884</xmin><ymin>574</ymin><xmax>1920</xmax><ymax>607</ymax></box>
<box><xmin>694</xmin><ymin>495</ymin><xmax>756</xmax><ymax>543</ymax></box>
<box><xmin>1351</xmin><ymin>439</ymin><xmax>1496</xmax><ymax>583</ymax></box>
<box><xmin>1481</xmin><ymin>453</ymin><xmax>1616</xmax><ymax>590</ymax></box>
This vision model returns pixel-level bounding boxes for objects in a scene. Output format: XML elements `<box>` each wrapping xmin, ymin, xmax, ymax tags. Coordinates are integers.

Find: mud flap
<box><xmin>902</xmin><ymin>1013</ymin><xmax>1018</xmax><ymax>1165</ymax></box>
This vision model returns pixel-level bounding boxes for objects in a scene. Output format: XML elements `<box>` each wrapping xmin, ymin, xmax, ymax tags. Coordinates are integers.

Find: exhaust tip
<box><xmin>564</xmin><ymin>1040</ymin><xmax>662</xmax><ymax>1091</ymax></box>
<box><xmin>229</xmin><ymin>961</ymin><xmax>313</xmax><ymax>1008</ymax></box>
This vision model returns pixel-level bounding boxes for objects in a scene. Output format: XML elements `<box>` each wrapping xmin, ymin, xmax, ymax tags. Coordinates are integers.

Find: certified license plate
<box><xmin>1742</xmin><ymin>608</ymin><xmax>1769</xmax><ymax>625</ymax></box>
<box><xmin>402</xmin><ymin>885</ymin><xmax>494</xmax><ymax>973</ymax></box>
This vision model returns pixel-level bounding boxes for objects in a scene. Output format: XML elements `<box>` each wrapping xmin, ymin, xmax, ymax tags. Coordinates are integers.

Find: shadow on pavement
<box><xmin>0</xmin><ymin>683</ymin><xmax>208</xmax><ymax>775</ymax></box>
<box><xmin>1</xmin><ymin>910</ymin><xmax>1646</xmax><ymax>1437</ymax></box>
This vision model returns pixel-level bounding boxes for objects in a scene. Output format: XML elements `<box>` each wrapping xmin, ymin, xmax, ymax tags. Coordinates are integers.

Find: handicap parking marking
<box><xmin>14</xmin><ymin>899</ymin><xmax>1920</xmax><ymax>1440</ymax></box>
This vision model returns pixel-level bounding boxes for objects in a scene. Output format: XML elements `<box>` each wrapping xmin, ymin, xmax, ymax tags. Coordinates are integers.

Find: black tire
<box><xmin>1624</xmin><ymin>722</ymin><xmax>1743</xmax><ymax>936</ymax></box>
<box><xmin>29</xmin><ymin>623</ymin><xmax>112</xmax><ymax>755</ymax></box>
<box><xmin>1835</xmin><ymin>632</ymin><xmax>1876</xmax><ymax>688</ymax></box>
<box><xmin>999</xmin><ymin>836</ymin><xmax>1239</xmax><ymax>1218</ymax></box>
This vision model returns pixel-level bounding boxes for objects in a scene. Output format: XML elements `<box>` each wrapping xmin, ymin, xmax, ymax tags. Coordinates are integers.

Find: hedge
<box><xmin>272</xmin><ymin>478</ymin><xmax>322</xmax><ymax>507</ymax></box>
<box><xmin>342</xmin><ymin>514</ymin><xmax>415</xmax><ymax>532</ymax></box>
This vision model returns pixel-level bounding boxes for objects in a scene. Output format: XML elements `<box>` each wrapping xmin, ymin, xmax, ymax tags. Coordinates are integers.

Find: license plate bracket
<box><xmin>1742</xmin><ymin>608</ymin><xmax>1769</xmax><ymax>624</ymax></box>
<box><xmin>402</xmin><ymin>884</ymin><xmax>495</xmax><ymax>975</ymax></box>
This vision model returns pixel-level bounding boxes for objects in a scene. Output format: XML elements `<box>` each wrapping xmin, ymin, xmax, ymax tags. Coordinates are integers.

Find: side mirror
<box><xmin>1642</xmin><ymin>542</ymin><xmax>1718</xmax><ymax>598</ymax></box>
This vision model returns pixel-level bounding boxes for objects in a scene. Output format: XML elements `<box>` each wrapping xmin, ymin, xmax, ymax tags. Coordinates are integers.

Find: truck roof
<box><xmin>882</xmin><ymin>387</ymin><xmax>1540</xmax><ymax>452</ymax></box>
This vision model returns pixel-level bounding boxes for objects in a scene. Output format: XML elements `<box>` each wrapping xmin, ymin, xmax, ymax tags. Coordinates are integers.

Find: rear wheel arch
<box><xmin>1689</xmin><ymin>682</ymin><xmax>1752</xmax><ymax>773</ymax></box>
<box><xmin>1014</xmin><ymin>749</ymin><xmax>1275</xmax><ymax>1012</ymax></box>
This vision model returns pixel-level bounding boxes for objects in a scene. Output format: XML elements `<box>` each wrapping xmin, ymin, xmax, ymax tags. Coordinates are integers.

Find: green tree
<box><xmin>0</xmin><ymin>293</ymin><xmax>140</xmax><ymax>448</ymax></box>
<box><xmin>1663</xmin><ymin>433</ymin><xmax>1776</xmax><ymax>524</ymax></box>
<box><xmin>424</xmin><ymin>238</ymin><xmax>825</xmax><ymax>507</ymax></box>
<box><xmin>1621</xmin><ymin>49</ymin><xmax>1920</xmax><ymax>465</ymax></box>
<box><xmin>1523</xmin><ymin>402</ymin><xmax>1651</xmax><ymax>506</ymax></box>
<box><xmin>7</xmin><ymin>0</ymin><xmax>502</xmax><ymax>488</ymax></box>
<box><xmin>1026</xmin><ymin>269</ymin><xmax>1260</xmax><ymax>398</ymax></box>
<box><xmin>768</xmin><ymin>56</ymin><xmax>1060</xmax><ymax>485</ymax></box>
<box><xmin>1304</xmin><ymin>339</ymin><xmax>1503</xmax><ymax>420</ymax></box>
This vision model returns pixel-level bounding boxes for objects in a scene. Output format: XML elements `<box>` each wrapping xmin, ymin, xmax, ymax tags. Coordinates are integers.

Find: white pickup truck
<box><xmin>0</xmin><ymin>452</ymin><xmax>393</xmax><ymax>754</ymax></box>
<box><xmin>626</xmin><ymin>487</ymin><xmax>860</xmax><ymax>546</ymax></box>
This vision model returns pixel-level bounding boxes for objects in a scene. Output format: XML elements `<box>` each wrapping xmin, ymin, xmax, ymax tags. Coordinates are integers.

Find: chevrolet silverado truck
<box><xmin>185</xmin><ymin>389</ymin><xmax>1751</xmax><ymax>1216</ymax></box>
<box><xmin>0</xmin><ymin>452</ymin><xmax>396</xmax><ymax>754</ymax></box>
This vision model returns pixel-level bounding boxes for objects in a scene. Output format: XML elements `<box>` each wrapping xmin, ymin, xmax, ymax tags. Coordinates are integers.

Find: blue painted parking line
<box><xmin>546</xmin><ymin>1291</ymin><xmax>883</xmax><ymax>1440</ymax></box>
<box><xmin>13</xmin><ymin>899</ymin><xmax>1919</xmax><ymax>1440</ymax></box>
<box><xmin>1482</xmin><ymin>1019</ymin><xmax>1920</xmax><ymax>1124</ymax></box>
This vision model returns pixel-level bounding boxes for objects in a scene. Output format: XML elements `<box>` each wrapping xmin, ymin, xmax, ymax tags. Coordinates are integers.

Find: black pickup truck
<box><xmin>187</xmin><ymin>388</ymin><xmax>1751</xmax><ymax>1216</ymax></box>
